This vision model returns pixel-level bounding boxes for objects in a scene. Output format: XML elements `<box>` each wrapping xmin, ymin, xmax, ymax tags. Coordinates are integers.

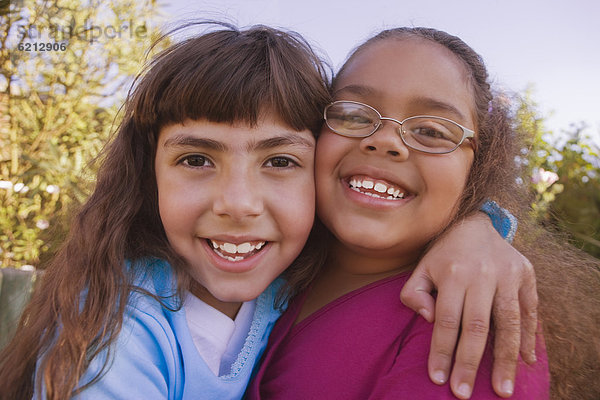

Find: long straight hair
<box><xmin>0</xmin><ymin>22</ymin><xmax>331</xmax><ymax>400</ymax></box>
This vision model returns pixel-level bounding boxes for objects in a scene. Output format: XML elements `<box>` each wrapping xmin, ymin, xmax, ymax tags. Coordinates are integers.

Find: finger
<box><xmin>449</xmin><ymin>282</ymin><xmax>494</xmax><ymax>400</ymax></box>
<box><xmin>490</xmin><ymin>286</ymin><xmax>521</xmax><ymax>398</ymax></box>
<box><xmin>401</xmin><ymin>269</ymin><xmax>436</xmax><ymax>322</ymax></box>
<box><xmin>427</xmin><ymin>280</ymin><xmax>465</xmax><ymax>386</ymax></box>
<box><xmin>518</xmin><ymin>258</ymin><xmax>538</xmax><ymax>364</ymax></box>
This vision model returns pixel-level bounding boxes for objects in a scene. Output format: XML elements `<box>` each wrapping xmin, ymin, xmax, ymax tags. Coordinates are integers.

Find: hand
<box><xmin>400</xmin><ymin>212</ymin><xmax>538</xmax><ymax>399</ymax></box>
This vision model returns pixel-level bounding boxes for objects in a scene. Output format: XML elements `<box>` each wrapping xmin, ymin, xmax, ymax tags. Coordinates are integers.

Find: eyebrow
<box><xmin>162</xmin><ymin>133</ymin><xmax>314</xmax><ymax>152</ymax></box>
<box><xmin>163</xmin><ymin>136</ymin><xmax>227</xmax><ymax>151</ymax></box>
<box><xmin>333</xmin><ymin>84</ymin><xmax>468</xmax><ymax>122</ymax></box>
<box><xmin>249</xmin><ymin>134</ymin><xmax>314</xmax><ymax>152</ymax></box>
<box><xmin>409</xmin><ymin>96</ymin><xmax>468</xmax><ymax>122</ymax></box>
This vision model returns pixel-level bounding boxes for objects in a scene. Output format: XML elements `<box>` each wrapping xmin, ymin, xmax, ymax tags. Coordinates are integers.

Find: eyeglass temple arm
<box><xmin>465</xmin><ymin>137</ymin><xmax>477</xmax><ymax>152</ymax></box>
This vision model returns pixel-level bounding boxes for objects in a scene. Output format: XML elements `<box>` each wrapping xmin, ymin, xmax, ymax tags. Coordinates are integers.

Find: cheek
<box><xmin>315</xmin><ymin>132</ymin><xmax>349</xmax><ymax>196</ymax></box>
<box><xmin>157</xmin><ymin>173</ymin><xmax>206</xmax><ymax>235</ymax></box>
<box><xmin>315</xmin><ymin>134</ymin><xmax>356</xmax><ymax>237</ymax></box>
<box><xmin>424</xmin><ymin>155</ymin><xmax>473</xmax><ymax>215</ymax></box>
<box><xmin>451</xmin><ymin>153</ymin><xmax>473</xmax><ymax>196</ymax></box>
<box><xmin>315</xmin><ymin>132</ymin><xmax>342</xmax><ymax>173</ymax></box>
<box><xmin>269</xmin><ymin>174</ymin><xmax>316</xmax><ymax>244</ymax></box>
<box><xmin>157</xmin><ymin>191</ymin><xmax>185</xmax><ymax>237</ymax></box>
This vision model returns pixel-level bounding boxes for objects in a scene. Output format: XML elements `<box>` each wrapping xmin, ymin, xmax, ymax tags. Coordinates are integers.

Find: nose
<box><xmin>359</xmin><ymin>119</ymin><xmax>410</xmax><ymax>160</ymax></box>
<box><xmin>212</xmin><ymin>169</ymin><xmax>264</xmax><ymax>220</ymax></box>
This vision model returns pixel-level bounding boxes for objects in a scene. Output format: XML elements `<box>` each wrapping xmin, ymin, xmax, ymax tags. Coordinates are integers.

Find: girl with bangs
<box><xmin>248</xmin><ymin>27</ymin><xmax>600</xmax><ymax>400</ymax></box>
<box><xmin>1</xmin><ymin>23</ymin><xmax>542</xmax><ymax>399</ymax></box>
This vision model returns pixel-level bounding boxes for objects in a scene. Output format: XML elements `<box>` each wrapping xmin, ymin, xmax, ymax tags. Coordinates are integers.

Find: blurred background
<box><xmin>1</xmin><ymin>0</ymin><xmax>599</xmax><ymax>274</ymax></box>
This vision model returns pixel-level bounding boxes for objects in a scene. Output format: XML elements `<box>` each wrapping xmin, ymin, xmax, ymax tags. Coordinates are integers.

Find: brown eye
<box><xmin>265</xmin><ymin>157</ymin><xmax>297</xmax><ymax>168</ymax></box>
<box><xmin>413</xmin><ymin>127</ymin><xmax>445</xmax><ymax>139</ymax></box>
<box><xmin>180</xmin><ymin>155</ymin><xmax>212</xmax><ymax>167</ymax></box>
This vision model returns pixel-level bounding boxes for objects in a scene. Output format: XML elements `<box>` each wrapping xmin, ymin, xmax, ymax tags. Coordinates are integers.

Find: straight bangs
<box><xmin>130</xmin><ymin>23</ymin><xmax>331</xmax><ymax>138</ymax></box>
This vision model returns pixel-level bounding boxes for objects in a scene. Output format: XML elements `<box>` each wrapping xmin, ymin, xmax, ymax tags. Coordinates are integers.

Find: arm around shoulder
<box><xmin>367</xmin><ymin>317</ymin><xmax>549</xmax><ymax>399</ymax></box>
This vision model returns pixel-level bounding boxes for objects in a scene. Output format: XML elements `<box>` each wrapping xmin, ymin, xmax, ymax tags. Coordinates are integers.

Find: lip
<box><xmin>206</xmin><ymin>234</ymin><xmax>267</xmax><ymax>244</ymax></box>
<box><xmin>200</xmin><ymin>236</ymin><xmax>270</xmax><ymax>274</ymax></box>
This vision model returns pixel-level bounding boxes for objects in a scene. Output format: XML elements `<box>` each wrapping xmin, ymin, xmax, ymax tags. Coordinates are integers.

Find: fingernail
<box><xmin>529</xmin><ymin>350</ymin><xmax>537</xmax><ymax>363</ymax></box>
<box><xmin>432</xmin><ymin>370</ymin><xmax>446</xmax><ymax>384</ymax></box>
<box><xmin>418</xmin><ymin>308</ymin><xmax>431</xmax><ymax>322</ymax></box>
<box><xmin>501</xmin><ymin>379</ymin><xmax>514</xmax><ymax>396</ymax></box>
<box><xmin>457</xmin><ymin>383</ymin><xmax>472</xmax><ymax>399</ymax></box>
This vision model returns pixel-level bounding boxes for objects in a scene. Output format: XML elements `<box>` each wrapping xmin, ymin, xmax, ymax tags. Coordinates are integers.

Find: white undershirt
<box><xmin>183</xmin><ymin>292</ymin><xmax>256</xmax><ymax>376</ymax></box>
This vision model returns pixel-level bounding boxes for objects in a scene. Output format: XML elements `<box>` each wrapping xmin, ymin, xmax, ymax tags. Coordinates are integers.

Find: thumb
<box><xmin>401</xmin><ymin>270</ymin><xmax>436</xmax><ymax>323</ymax></box>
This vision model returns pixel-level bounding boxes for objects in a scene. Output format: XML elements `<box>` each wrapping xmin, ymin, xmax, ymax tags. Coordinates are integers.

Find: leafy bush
<box><xmin>0</xmin><ymin>0</ymin><xmax>161</xmax><ymax>268</ymax></box>
<box><xmin>516</xmin><ymin>91</ymin><xmax>600</xmax><ymax>258</ymax></box>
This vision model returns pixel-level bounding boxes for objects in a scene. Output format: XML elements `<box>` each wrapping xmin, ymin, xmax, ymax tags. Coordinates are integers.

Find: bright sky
<box><xmin>160</xmin><ymin>0</ymin><xmax>600</xmax><ymax>145</ymax></box>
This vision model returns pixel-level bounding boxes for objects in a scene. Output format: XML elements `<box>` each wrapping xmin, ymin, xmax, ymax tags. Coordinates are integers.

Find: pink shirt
<box><xmin>247</xmin><ymin>273</ymin><xmax>549</xmax><ymax>399</ymax></box>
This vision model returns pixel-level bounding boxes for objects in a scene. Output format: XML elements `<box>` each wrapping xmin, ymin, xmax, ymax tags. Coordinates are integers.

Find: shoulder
<box><xmin>372</xmin><ymin>325</ymin><xmax>549</xmax><ymax>399</ymax></box>
<box><xmin>128</xmin><ymin>258</ymin><xmax>178</xmax><ymax>295</ymax></box>
<box><xmin>125</xmin><ymin>258</ymin><xmax>181</xmax><ymax>312</ymax></box>
<box><xmin>352</xmin><ymin>275</ymin><xmax>549</xmax><ymax>399</ymax></box>
<box><xmin>72</xmin><ymin>309</ymin><xmax>183</xmax><ymax>399</ymax></box>
<box><xmin>73</xmin><ymin>259</ymin><xmax>187</xmax><ymax>399</ymax></box>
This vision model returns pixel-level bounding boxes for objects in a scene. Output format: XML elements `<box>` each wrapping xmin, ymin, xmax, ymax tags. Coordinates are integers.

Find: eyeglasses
<box><xmin>323</xmin><ymin>100</ymin><xmax>476</xmax><ymax>154</ymax></box>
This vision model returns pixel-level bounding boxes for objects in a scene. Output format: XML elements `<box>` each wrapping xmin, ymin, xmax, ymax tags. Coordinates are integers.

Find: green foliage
<box><xmin>515</xmin><ymin>90</ymin><xmax>600</xmax><ymax>258</ymax></box>
<box><xmin>547</xmin><ymin>129</ymin><xmax>600</xmax><ymax>258</ymax></box>
<box><xmin>0</xmin><ymin>0</ymin><xmax>162</xmax><ymax>268</ymax></box>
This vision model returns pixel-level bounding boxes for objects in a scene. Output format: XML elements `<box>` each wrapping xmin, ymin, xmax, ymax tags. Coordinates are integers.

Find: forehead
<box><xmin>335</xmin><ymin>37</ymin><xmax>475</xmax><ymax>123</ymax></box>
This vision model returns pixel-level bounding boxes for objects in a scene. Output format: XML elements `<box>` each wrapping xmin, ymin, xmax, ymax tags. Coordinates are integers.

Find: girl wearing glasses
<box><xmin>248</xmin><ymin>27</ymin><xmax>600</xmax><ymax>399</ymax></box>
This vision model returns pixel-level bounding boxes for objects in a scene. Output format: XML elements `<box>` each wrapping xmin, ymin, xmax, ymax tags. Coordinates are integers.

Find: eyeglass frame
<box><xmin>323</xmin><ymin>100</ymin><xmax>477</xmax><ymax>154</ymax></box>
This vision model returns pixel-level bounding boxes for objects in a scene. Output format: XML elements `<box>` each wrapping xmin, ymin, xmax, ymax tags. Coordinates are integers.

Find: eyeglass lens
<box><xmin>325</xmin><ymin>102</ymin><xmax>465</xmax><ymax>153</ymax></box>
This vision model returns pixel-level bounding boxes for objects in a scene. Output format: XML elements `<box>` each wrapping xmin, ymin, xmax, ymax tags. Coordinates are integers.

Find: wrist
<box><xmin>480</xmin><ymin>200</ymin><xmax>517</xmax><ymax>243</ymax></box>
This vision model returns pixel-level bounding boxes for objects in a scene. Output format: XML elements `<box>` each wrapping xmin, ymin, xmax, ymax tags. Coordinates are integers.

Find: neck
<box><xmin>190</xmin><ymin>281</ymin><xmax>242</xmax><ymax>320</ymax></box>
<box><xmin>296</xmin><ymin>238</ymin><xmax>416</xmax><ymax>323</ymax></box>
<box><xmin>328</xmin><ymin>238</ymin><xmax>419</xmax><ymax>276</ymax></box>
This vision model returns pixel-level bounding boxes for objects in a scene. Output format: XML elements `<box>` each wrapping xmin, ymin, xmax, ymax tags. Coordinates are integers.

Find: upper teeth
<box><xmin>349</xmin><ymin>178</ymin><xmax>404</xmax><ymax>199</ymax></box>
<box><xmin>210</xmin><ymin>240</ymin><xmax>265</xmax><ymax>254</ymax></box>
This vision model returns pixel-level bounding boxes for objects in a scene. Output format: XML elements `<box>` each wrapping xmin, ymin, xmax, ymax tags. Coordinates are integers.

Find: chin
<box><xmin>338</xmin><ymin>231</ymin><xmax>396</xmax><ymax>251</ymax></box>
<box><xmin>214</xmin><ymin>285</ymin><xmax>265</xmax><ymax>303</ymax></box>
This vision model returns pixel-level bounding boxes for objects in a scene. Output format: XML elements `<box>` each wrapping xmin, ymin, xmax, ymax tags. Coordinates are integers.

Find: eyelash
<box><xmin>177</xmin><ymin>155</ymin><xmax>299</xmax><ymax>169</ymax></box>
<box><xmin>178</xmin><ymin>155</ymin><xmax>213</xmax><ymax>168</ymax></box>
<box><xmin>264</xmin><ymin>156</ymin><xmax>299</xmax><ymax>169</ymax></box>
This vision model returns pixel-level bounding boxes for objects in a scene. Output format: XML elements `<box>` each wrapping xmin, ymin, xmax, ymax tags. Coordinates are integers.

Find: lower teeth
<box><xmin>350</xmin><ymin>186</ymin><xmax>403</xmax><ymax>200</ymax></box>
<box><xmin>213</xmin><ymin>248</ymin><xmax>247</xmax><ymax>261</ymax></box>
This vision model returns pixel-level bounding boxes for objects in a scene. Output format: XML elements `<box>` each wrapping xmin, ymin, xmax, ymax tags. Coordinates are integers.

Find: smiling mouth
<box><xmin>206</xmin><ymin>239</ymin><xmax>267</xmax><ymax>262</ymax></box>
<box><xmin>347</xmin><ymin>176</ymin><xmax>408</xmax><ymax>200</ymax></box>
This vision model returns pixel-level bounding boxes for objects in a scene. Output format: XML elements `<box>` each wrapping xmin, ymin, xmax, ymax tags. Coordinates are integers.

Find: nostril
<box><xmin>388</xmin><ymin>151</ymin><xmax>399</xmax><ymax>156</ymax></box>
<box><xmin>367</xmin><ymin>146</ymin><xmax>376</xmax><ymax>151</ymax></box>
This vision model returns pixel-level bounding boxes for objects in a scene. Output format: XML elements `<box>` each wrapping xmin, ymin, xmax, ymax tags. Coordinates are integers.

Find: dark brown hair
<box><xmin>338</xmin><ymin>27</ymin><xmax>600</xmax><ymax>399</ymax></box>
<box><xmin>0</xmin><ymin>22</ymin><xmax>331</xmax><ymax>400</ymax></box>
